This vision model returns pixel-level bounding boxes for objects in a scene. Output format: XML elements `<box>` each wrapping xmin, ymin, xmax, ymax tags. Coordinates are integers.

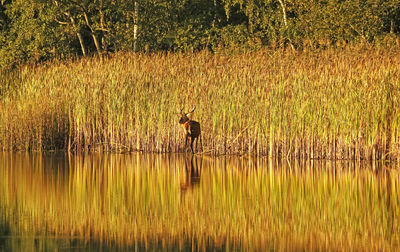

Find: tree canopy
<box><xmin>1</xmin><ymin>0</ymin><xmax>400</xmax><ymax>68</ymax></box>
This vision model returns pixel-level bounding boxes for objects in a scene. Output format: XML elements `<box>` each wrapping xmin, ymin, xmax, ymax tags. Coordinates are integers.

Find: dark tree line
<box><xmin>1</xmin><ymin>0</ymin><xmax>400</xmax><ymax>68</ymax></box>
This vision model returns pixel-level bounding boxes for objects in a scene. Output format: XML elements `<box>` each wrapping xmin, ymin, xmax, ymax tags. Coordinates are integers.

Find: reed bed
<box><xmin>0</xmin><ymin>153</ymin><xmax>399</xmax><ymax>251</ymax></box>
<box><xmin>0</xmin><ymin>45</ymin><xmax>400</xmax><ymax>160</ymax></box>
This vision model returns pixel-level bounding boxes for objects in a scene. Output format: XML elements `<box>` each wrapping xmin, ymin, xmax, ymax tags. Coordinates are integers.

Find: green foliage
<box><xmin>291</xmin><ymin>0</ymin><xmax>394</xmax><ymax>43</ymax></box>
<box><xmin>136</xmin><ymin>0</ymin><xmax>187</xmax><ymax>51</ymax></box>
<box><xmin>0</xmin><ymin>0</ymin><xmax>400</xmax><ymax>68</ymax></box>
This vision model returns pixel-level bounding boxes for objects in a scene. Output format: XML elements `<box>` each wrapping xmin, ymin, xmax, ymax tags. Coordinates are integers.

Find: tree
<box><xmin>0</xmin><ymin>0</ymin><xmax>71</xmax><ymax>69</ymax></box>
<box><xmin>50</xmin><ymin>0</ymin><xmax>116</xmax><ymax>55</ymax></box>
<box><xmin>1</xmin><ymin>0</ymin><xmax>400</xmax><ymax>70</ymax></box>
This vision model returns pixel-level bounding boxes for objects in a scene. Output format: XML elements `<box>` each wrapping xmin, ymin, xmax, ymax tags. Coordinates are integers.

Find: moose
<box><xmin>180</xmin><ymin>155</ymin><xmax>201</xmax><ymax>192</ymax></box>
<box><xmin>179</xmin><ymin>106</ymin><xmax>202</xmax><ymax>153</ymax></box>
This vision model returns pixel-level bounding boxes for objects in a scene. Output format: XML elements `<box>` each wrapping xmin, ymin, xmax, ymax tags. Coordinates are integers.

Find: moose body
<box><xmin>179</xmin><ymin>106</ymin><xmax>202</xmax><ymax>153</ymax></box>
<box><xmin>181</xmin><ymin>155</ymin><xmax>201</xmax><ymax>192</ymax></box>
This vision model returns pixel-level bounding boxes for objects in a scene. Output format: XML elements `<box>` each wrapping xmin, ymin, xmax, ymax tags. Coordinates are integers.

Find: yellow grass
<box><xmin>0</xmin><ymin>45</ymin><xmax>399</xmax><ymax>159</ymax></box>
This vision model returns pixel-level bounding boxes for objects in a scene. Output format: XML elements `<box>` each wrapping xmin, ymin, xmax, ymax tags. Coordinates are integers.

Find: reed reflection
<box><xmin>0</xmin><ymin>153</ymin><xmax>399</xmax><ymax>251</ymax></box>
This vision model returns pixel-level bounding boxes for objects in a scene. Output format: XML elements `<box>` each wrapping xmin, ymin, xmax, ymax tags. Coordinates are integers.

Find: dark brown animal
<box><xmin>180</xmin><ymin>155</ymin><xmax>201</xmax><ymax>192</ymax></box>
<box><xmin>179</xmin><ymin>106</ymin><xmax>202</xmax><ymax>153</ymax></box>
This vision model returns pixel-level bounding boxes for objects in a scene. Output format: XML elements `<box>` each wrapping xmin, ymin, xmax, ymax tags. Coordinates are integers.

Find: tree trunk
<box><xmin>133</xmin><ymin>1</ymin><xmax>139</xmax><ymax>51</ymax></box>
<box><xmin>390</xmin><ymin>19</ymin><xmax>394</xmax><ymax>33</ymax></box>
<box><xmin>91</xmin><ymin>33</ymin><xmax>102</xmax><ymax>54</ymax></box>
<box><xmin>76</xmin><ymin>32</ymin><xmax>87</xmax><ymax>56</ymax></box>
<box><xmin>53</xmin><ymin>1</ymin><xmax>87</xmax><ymax>56</ymax></box>
<box><xmin>68</xmin><ymin>14</ymin><xmax>87</xmax><ymax>56</ymax></box>
<box><xmin>83</xmin><ymin>11</ymin><xmax>102</xmax><ymax>55</ymax></box>
<box><xmin>277</xmin><ymin>0</ymin><xmax>288</xmax><ymax>27</ymax></box>
<box><xmin>212</xmin><ymin>0</ymin><xmax>216</xmax><ymax>28</ymax></box>
<box><xmin>99</xmin><ymin>0</ymin><xmax>107</xmax><ymax>52</ymax></box>
<box><xmin>277</xmin><ymin>0</ymin><xmax>295</xmax><ymax>50</ymax></box>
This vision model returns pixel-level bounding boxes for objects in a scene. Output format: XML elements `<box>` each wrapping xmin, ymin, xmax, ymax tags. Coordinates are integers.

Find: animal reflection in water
<box><xmin>181</xmin><ymin>156</ymin><xmax>202</xmax><ymax>192</ymax></box>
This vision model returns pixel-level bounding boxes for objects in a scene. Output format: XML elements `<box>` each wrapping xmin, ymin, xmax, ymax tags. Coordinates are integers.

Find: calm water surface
<box><xmin>0</xmin><ymin>153</ymin><xmax>399</xmax><ymax>251</ymax></box>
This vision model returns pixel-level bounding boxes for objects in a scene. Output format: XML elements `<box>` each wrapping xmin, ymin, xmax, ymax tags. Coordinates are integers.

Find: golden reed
<box><xmin>0</xmin><ymin>45</ymin><xmax>399</xmax><ymax>160</ymax></box>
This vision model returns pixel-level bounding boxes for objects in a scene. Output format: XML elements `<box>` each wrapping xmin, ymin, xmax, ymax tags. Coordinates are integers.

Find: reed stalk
<box><xmin>0</xmin><ymin>46</ymin><xmax>399</xmax><ymax>160</ymax></box>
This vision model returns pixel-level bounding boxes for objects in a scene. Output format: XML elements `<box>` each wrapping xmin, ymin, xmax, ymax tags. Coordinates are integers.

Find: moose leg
<box><xmin>191</xmin><ymin>137</ymin><xmax>195</xmax><ymax>153</ymax></box>
<box><xmin>185</xmin><ymin>135</ymin><xmax>189</xmax><ymax>151</ymax></box>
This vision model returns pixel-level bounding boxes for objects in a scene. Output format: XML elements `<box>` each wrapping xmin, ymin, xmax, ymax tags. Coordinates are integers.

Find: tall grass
<box><xmin>0</xmin><ymin>45</ymin><xmax>400</xmax><ymax>159</ymax></box>
<box><xmin>0</xmin><ymin>153</ymin><xmax>399</xmax><ymax>251</ymax></box>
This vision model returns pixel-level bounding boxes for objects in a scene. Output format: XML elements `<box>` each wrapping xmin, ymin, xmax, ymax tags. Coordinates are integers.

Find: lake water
<box><xmin>0</xmin><ymin>153</ymin><xmax>399</xmax><ymax>251</ymax></box>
